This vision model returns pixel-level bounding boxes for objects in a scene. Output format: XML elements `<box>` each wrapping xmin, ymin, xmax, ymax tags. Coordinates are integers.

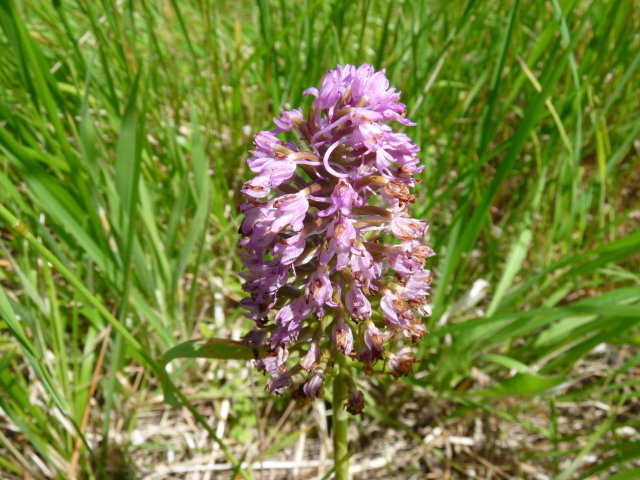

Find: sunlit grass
<box><xmin>0</xmin><ymin>0</ymin><xmax>638</xmax><ymax>478</ymax></box>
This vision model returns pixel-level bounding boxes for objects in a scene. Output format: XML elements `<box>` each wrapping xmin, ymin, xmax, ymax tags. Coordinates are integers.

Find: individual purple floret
<box><xmin>239</xmin><ymin>64</ymin><xmax>434</xmax><ymax>404</ymax></box>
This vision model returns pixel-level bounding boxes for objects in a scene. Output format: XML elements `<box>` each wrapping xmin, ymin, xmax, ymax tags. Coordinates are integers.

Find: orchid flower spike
<box><xmin>239</xmin><ymin>64</ymin><xmax>434</xmax><ymax>407</ymax></box>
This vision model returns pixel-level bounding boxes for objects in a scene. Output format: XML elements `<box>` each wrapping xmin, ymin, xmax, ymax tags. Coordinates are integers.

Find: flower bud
<box><xmin>303</xmin><ymin>370</ymin><xmax>324</xmax><ymax>400</ymax></box>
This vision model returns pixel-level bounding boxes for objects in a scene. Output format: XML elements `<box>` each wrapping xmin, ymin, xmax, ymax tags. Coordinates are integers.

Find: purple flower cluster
<box><xmin>239</xmin><ymin>64</ymin><xmax>434</xmax><ymax>409</ymax></box>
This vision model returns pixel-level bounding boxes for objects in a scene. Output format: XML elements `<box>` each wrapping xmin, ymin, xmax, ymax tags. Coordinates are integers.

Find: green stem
<box><xmin>0</xmin><ymin>203</ymin><xmax>251</xmax><ymax>479</ymax></box>
<box><xmin>333</xmin><ymin>353</ymin><xmax>349</xmax><ymax>480</ymax></box>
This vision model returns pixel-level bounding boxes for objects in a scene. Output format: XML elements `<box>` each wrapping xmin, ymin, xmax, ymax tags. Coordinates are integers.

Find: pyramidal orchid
<box><xmin>239</xmin><ymin>64</ymin><xmax>434</xmax><ymax>411</ymax></box>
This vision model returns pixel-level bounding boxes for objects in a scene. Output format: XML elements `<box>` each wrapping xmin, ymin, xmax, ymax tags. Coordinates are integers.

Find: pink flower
<box><xmin>269</xmin><ymin>194</ymin><xmax>309</xmax><ymax>234</ymax></box>
<box><xmin>318</xmin><ymin>180</ymin><xmax>359</xmax><ymax>217</ymax></box>
<box><xmin>332</xmin><ymin>317</ymin><xmax>354</xmax><ymax>356</ymax></box>
<box><xmin>381</xmin><ymin>291</ymin><xmax>414</xmax><ymax>329</ymax></box>
<box><xmin>390</xmin><ymin>206</ymin><xmax>427</xmax><ymax>241</ymax></box>
<box><xmin>273</xmin><ymin>109</ymin><xmax>303</xmax><ymax>132</ymax></box>
<box><xmin>319</xmin><ymin>215</ymin><xmax>359</xmax><ymax>270</ymax></box>
<box><xmin>267</xmin><ymin>372</ymin><xmax>292</xmax><ymax>394</ymax></box>
<box><xmin>387</xmin><ymin>241</ymin><xmax>435</xmax><ymax>276</ymax></box>
<box><xmin>345</xmin><ymin>286</ymin><xmax>371</xmax><ymax>322</ymax></box>
<box><xmin>272</xmin><ymin>233</ymin><xmax>306</xmax><ymax>265</ymax></box>
<box><xmin>300</xmin><ymin>343</ymin><xmax>320</xmax><ymax>372</ymax></box>
<box><xmin>364</xmin><ymin>322</ymin><xmax>385</xmax><ymax>353</ymax></box>
<box><xmin>257</xmin><ymin>346</ymin><xmax>288</xmax><ymax>374</ymax></box>
<box><xmin>401</xmin><ymin>270</ymin><xmax>433</xmax><ymax>305</ymax></box>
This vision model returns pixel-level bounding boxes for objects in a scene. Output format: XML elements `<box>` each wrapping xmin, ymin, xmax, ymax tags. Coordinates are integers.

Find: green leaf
<box><xmin>160</xmin><ymin>338</ymin><xmax>261</xmax><ymax>406</ymax></box>
<box><xmin>162</xmin><ymin>338</ymin><xmax>258</xmax><ymax>363</ymax></box>
<box><xmin>605</xmin><ymin>469</ymin><xmax>640</xmax><ymax>480</ymax></box>
<box><xmin>480</xmin><ymin>353</ymin><xmax>532</xmax><ymax>373</ymax></box>
<box><xmin>474</xmin><ymin>372</ymin><xmax>567</xmax><ymax>398</ymax></box>
<box><xmin>114</xmin><ymin>71</ymin><xmax>143</xmax><ymax>268</ymax></box>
